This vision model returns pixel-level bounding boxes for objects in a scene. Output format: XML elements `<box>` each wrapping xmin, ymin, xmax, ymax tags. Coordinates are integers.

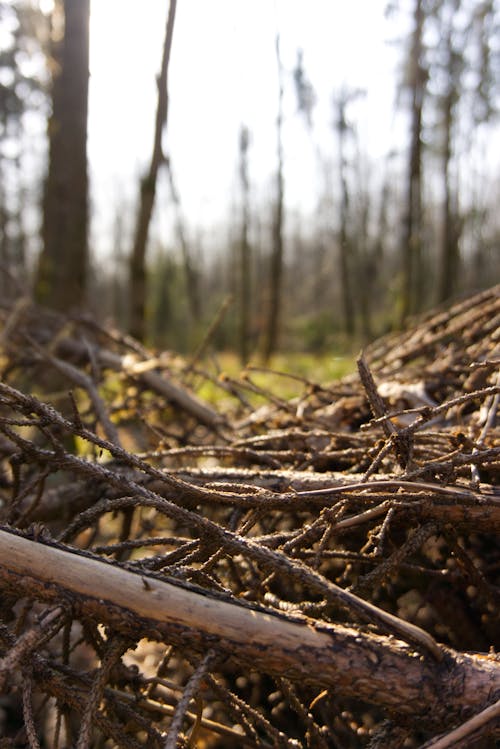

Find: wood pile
<box><xmin>0</xmin><ymin>286</ymin><xmax>498</xmax><ymax>748</ymax></box>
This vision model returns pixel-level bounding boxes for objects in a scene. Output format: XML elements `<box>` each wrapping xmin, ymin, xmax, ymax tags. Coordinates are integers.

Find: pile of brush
<box><xmin>0</xmin><ymin>286</ymin><xmax>498</xmax><ymax>748</ymax></box>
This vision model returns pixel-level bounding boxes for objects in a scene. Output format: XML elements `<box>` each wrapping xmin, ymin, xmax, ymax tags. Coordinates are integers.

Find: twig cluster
<box><xmin>0</xmin><ymin>287</ymin><xmax>498</xmax><ymax>748</ymax></box>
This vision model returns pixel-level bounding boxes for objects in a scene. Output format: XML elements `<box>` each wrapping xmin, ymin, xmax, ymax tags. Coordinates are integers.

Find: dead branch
<box><xmin>0</xmin><ymin>528</ymin><xmax>498</xmax><ymax>735</ymax></box>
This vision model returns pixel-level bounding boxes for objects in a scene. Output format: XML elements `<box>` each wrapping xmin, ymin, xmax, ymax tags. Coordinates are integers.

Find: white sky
<box><xmin>87</xmin><ymin>0</ymin><xmax>404</xmax><ymax>256</ymax></box>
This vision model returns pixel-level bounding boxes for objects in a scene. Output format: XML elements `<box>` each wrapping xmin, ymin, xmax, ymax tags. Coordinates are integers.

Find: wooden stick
<box><xmin>421</xmin><ymin>697</ymin><xmax>500</xmax><ymax>748</ymax></box>
<box><xmin>0</xmin><ymin>528</ymin><xmax>499</xmax><ymax>733</ymax></box>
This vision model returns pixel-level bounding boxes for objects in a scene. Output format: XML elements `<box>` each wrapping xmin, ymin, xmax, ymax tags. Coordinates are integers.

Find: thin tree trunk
<box><xmin>0</xmin><ymin>182</ymin><xmax>8</xmax><ymax>299</ymax></box>
<box><xmin>358</xmin><ymin>189</ymin><xmax>372</xmax><ymax>341</ymax></box>
<box><xmin>238</xmin><ymin>125</ymin><xmax>251</xmax><ymax>363</ymax></box>
<box><xmin>369</xmin><ymin>173</ymin><xmax>389</xmax><ymax>331</ymax></box>
<box><xmin>438</xmin><ymin>23</ymin><xmax>461</xmax><ymax>303</ymax></box>
<box><xmin>35</xmin><ymin>0</ymin><xmax>89</xmax><ymax>312</ymax></box>
<box><xmin>111</xmin><ymin>207</ymin><xmax>127</xmax><ymax>328</ymax></box>
<box><xmin>165</xmin><ymin>158</ymin><xmax>200</xmax><ymax>323</ymax></box>
<box><xmin>336</xmin><ymin>95</ymin><xmax>355</xmax><ymax>337</ymax></box>
<box><xmin>128</xmin><ymin>0</ymin><xmax>177</xmax><ymax>341</ymax></box>
<box><xmin>401</xmin><ymin>0</ymin><xmax>425</xmax><ymax>324</ymax></box>
<box><xmin>262</xmin><ymin>35</ymin><xmax>285</xmax><ymax>363</ymax></box>
<box><xmin>439</xmin><ymin>95</ymin><xmax>456</xmax><ymax>302</ymax></box>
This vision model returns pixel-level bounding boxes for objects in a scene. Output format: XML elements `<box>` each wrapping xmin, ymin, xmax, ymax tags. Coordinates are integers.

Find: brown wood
<box><xmin>0</xmin><ymin>528</ymin><xmax>499</xmax><ymax>733</ymax></box>
<box><xmin>128</xmin><ymin>0</ymin><xmax>177</xmax><ymax>341</ymax></box>
<box><xmin>35</xmin><ymin>0</ymin><xmax>90</xmax><ymax>311</ymax></box>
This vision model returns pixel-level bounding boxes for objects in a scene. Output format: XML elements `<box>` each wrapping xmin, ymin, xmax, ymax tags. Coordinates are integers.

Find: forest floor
<box><xmin>195</xmin><ymin>351</ymin><xmax>356</xmax><ymax>406</ymax></box>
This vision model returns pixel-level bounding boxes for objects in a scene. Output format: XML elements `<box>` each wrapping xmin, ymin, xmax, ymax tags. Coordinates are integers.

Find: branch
<box><xmin>95</xmin><ymin>346</ymin><xmax>224</xmax><ymax>432</ymax></box>
<box><xmin>0</xmin><ymin>528</ymin><xmax>498</xmax><ymax>734</ymax></box>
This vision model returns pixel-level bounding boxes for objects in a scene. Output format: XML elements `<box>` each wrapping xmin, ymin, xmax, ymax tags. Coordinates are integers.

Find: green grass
<box><xmin>193</xmin><ymin>352</ymin><xmax>356</xmax><ymax>407</ymax></box>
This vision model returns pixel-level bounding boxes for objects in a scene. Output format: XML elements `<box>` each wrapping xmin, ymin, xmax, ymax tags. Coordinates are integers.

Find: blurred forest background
<box><xmin>1</xmin><ymin>0</ymin><xmax>499</xmax><ymax>362</ymax></box>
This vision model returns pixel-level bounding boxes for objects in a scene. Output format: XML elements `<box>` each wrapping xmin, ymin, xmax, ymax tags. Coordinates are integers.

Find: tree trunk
<box><xmin>35</xmin><ymin>0</ymin><xmax>89</xmax><ymax>312</ymax></box>
<box><xmin>165</xmin><ymin>158</ymin><xmax>200</xmax><ymax>323</ymax></box>
<box><xmin>438</xmin><ymin>18</ymin><xmax>461</xmax><ymax>304</ymax></box>
<box><xmin>336</xmin><ymin>94</ymin><xmax>355</xmax><ymax>336</ymax></box>
<box><xmin>128</xmin><ymin>0</ymin><xmax>177</xmax><ymax>342</ymax></box>
<box><xmin>357</xmin><ymin>188</ymin><xmax>373</xmax><ymax>341</ymax></box>
<box><xmin>262</xmin><ymin>35</ymin><xmax>285</xmax><ymax>363</ymax></box>
<box><xmin>439</xmin><ymin>95</ymin><xmax>458</xmax><ymax>302</ymax></box>
<box><xmin>238</xmin><ymin>125</ymin><xmax>251</xmax><ymax>363</ymax></box>
<box><xmin>401</xmin><ymin>0</ymin><xmax>425</xmax><ymax>324</ymax></box>
<box><xmin>0</xmin><ymin>182</ymin><xmax>8</xmax><ymax>299</ymax></box>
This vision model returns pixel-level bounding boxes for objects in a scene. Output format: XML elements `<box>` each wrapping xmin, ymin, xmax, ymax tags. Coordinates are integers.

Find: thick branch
<box><xmin>53</xmin><ymin>337</ymin><xmax>224</xmax><ymax>431</ymax></box>
<box><xmin>100</xmin><ymin>348</ymin><xmax>224</xmax><ymax>431</ymax></box>
<box><xmin>0</xmin><ymin>529</ymin><xmax>498</xmax><ymax>733</ymax></box>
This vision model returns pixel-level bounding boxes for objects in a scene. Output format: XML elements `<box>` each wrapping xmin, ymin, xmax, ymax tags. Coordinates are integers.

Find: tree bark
<box><xmin>338</xmin><ymin>104</ymin><xmax>355</xmax><ymax>336</ymax></box>
<box><xmin>0</xmin><ymin>528</ymin><xmax>499</xmax><ymax>734</ymax></box>
<box><xmin>438</xmin><ymin>15</ymin><xmax>462</xmax><ymax>304</ymax></box>
<box><xmin>60</xmin><ymin>338</ymin><xmax>224</xmax><ymax>430</ymax></box>
<box><xmin>128</xmin><ymin>0</ymin><xmax>177</xmax><ymax>341</ymax></box>
<box><xmin>401</xmin><ymin>0</ymin><xmax>425</xmax><ymax>324</ymax></box>
<box><xmin>165</xmin><ymin>158</ymin><xmax>200</xmax><ymax>323</ymax></box>
<box><xmin>333</xmin><ymin>89</ymin><xmax>363</xmax><ymax>337</ymax></box>
<box><xmin>262</xmin><ymin>35</ymin><xmax>285</xmax><ymax>363</ymax></box>
<box><xmin>238</xmin><ymin>125</ymin><xmax>252</xmax><ymax>363</ymax></box>
<box><xmin>35</xmin><ymin>0</ymin><xmax>90</xmax><ymax>312</ymax></box>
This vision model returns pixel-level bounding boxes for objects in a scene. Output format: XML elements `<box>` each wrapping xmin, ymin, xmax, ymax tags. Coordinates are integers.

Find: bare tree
<box><xmin>35</xmin><ymin>0</ymin><xmax>89</xmax><ymax>312</ymax></box>
<box><xmin>333</xmin><ymin>88</ymin><xmax>364</xmax><ymax>337</ymax></box>
<box><xmin>0</xmin><ymin>3</ymin><xmax>48</xmax><ymax>299</ymax></box>
<box><xmin>262</xmin><ymin>34</ymin><xmax>285</xmax><ymax>363</ymax></box>
<box><xmin>437</xmin><ymin>3</ymin><xmax>463</xmax><ymax>303</ymax></box>
<box><xmin>165</xmin><ymin>157</ymin><xmax>200</xmax><ymax>324</ymax></box>
<box><xmin>356</xmin><ymin>183</ymin><xmax>373</xmax><ymax>342</ymax></box>
<box><xmin>436</xmin><ymin>0</ymin><xmax>497</xmax><ymax>303</ymax></box>
<box><xmin>399</xmin><ymin>0</ymin><xmax>427</xmax><ymax>323</ymax></box>
<box><xmin>293</xmin><ymin>48</ymin><xmax>316</xmax><ymax>128</ymax></box>
<box><xmin>394</xmin><ymin>0</ymin><xmax>499</xmax><ymax>313</ymax></box>
<box><xmin>237</xmin><ymin>125</ymin><xmax>252</xmax><ymax>363</ymax></box>
<box><xmin>128</xmin><ymin>0</ymin><xmax>177</xmax><ymax>341</ymax></box>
